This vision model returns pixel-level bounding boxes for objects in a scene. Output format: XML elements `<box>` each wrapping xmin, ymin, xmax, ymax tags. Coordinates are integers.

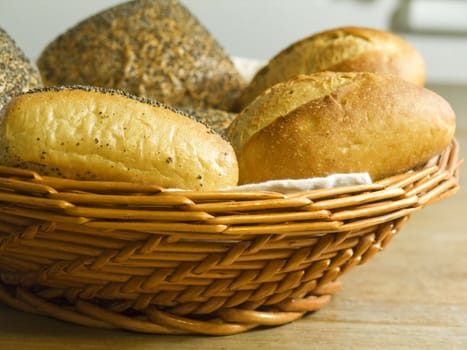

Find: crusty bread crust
<box><xmin>230</xmin><ymin>72</ymin><xmax>455</xmax><ymax>184</ymax></box>
<box><xmin>227</xmin><ymin>73</ymin><xmax>355</xmax><ymax>152</ymax></box>
<box><xmin>0</xmin><ymin>86</ymin><xmax>238</xmax><ymax>190</ymax></box>
<box><xmin>234</xmin><ymin>26</ymin><xmax>426</xmax><ymax>111</ymax></box>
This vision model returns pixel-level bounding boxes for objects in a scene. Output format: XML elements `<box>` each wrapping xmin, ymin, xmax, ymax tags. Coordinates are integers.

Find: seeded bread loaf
<box><xmin>37</xmin><ymin>0</ymin><xmax>245</xmax><ymax>111</ymax></box>
<box><xmin>0</xmin><ymin>86</ymin><xmax>238</xmax><ymax>190</ymax></box>
<box><xmin>234</xmin><ymin>26</ymin><xmax>426</xmax><ymax>111</ymax></box>
<box><xmin>0</xmin><ymin>27</ymin><xmax>42</xmax><ymax>111</ymax></box>
<box><xmin>180</xmin><ymin>107</ymin><xmax>237</xmax><ymax>135</ymax></box>
<box><xmin>228</xmin><ymin>72</ymin><xmax>455</xmax><ymax>184</ymax></box>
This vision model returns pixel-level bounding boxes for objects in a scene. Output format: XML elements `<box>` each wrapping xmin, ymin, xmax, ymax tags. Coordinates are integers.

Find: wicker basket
<box><xmin>0</xmin><ymin>139</ymin><xmax>461</xmax><ymax>335</ymax></box>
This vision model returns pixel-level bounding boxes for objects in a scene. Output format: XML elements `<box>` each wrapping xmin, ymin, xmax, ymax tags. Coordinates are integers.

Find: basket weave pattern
<box><xmin>0</xmin><ymin>140</ymin><xmax>461</xmax><ymax>335</ymax></box>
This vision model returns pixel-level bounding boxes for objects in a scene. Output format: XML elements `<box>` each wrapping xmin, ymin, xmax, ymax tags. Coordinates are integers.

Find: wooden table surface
<box><xmin>0</xmin><ymin>84</ymin><xmax>466</xmax><ymax>349</ymax></box>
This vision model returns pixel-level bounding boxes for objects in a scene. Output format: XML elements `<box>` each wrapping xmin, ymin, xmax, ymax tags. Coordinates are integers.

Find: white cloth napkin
<box><xmin>223</xmin><ymin>173</ymin><xmax>372</xmax><ymax>193</ymax></box>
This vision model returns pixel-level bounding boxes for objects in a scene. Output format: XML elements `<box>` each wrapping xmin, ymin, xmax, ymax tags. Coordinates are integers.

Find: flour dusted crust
<box><xmin>228</xmin><ymin>72</ymin><xmax>455</xmax><ymax>184</ymax></box>
<box><xmin>37</xmin><ymin>0</ymin><xmax>245</xmax><ymax>111</ymax></box>
<box><xmin>234</xmin><ymin>26</ymin><xmax>426</xmax><ymax>111</ymax></box>
<box><xmin>0</xmin><ymin>86</ymin><xmax>238</xmax><ymax>190</ymax></box>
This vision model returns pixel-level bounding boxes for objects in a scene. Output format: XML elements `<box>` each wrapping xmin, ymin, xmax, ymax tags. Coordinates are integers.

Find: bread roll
<box><xmin>0</xmin><ymin>86</ymin><xmax>238</xmax><ymax>190</ymax></box>
<box><xmin>228</xmin><ymin>72</ymin><xmax>455</xmax><ymax>184</ymax></box>
<box><xmin>179</xmin><ymin>107</ymin><xmax>237</xmax><ymax>135</ymax></box>
<box><xmin>234</xmin><ymin>26</ymin><xmax>425</xmax><ymax>111</ymax></box>
<box><xmin>37</xmin><ymin>0</ymin><xmax>245</xmax><ymax>111</ymax></box>
<box><xmin>0</xmin><ymin>27</ymin><xmax>42</xmax><ymax>111</ymax></box>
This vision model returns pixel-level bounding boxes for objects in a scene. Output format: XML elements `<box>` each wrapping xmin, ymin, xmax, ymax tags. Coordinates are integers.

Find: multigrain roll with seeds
<box><xmin>0</xmin><ymin>27</ymin><xmax>42</xmax><ymax>110</ymax></box>
<box><xmin>228</xmin><ymin>72</ymin><xmax>455</xmax><ymax>184</ymax></box>
<box><xmin>234</xmin><ymin>26</ymin><xmax>426</xmax><ymax>111</ymax></box>
<box><xmin>0</xmin><ymin>86</ymin><xmax>238</xmax><ymax>190</ymax></box>
<box><xmin>179</xmin><ymin>107</ymin><xmax>237</xmax><ymax>135</ymax></box>
<box><xmin>37</xmin><ymin>0</ymin><xmax>245</xmax><ymax>110</ymax></box>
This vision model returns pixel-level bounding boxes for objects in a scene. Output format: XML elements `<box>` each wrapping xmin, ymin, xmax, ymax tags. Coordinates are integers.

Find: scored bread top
<box><xmin>0</xmin><ymin>86</ymin><xmax>238</xmax><ymax>190</ymax></box>
<box><xmin>227</xmin><ymin>72</ymin><xmax>356</xmax><ymax>153</ymax></box>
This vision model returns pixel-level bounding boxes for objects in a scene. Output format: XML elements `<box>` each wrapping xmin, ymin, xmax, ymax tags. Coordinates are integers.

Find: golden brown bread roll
<box><xmin>37</xmin><ymin>0</ymin><xmax>245</xmax><ymax>111</ymax></box>
<box><xmin>0</xmin><ymin>27</ymin><xmax>42</xmax><ymax>111</ymax></box>
<box><xmin>0</xmin><ymin>86</ymin><xmax>238</xmax><ymax>190</ymax></box>
<box><xmin>228</xmin><ymin>72</ymin><xmax>455</xmax><ymax>184</ymax></box>
<box><xmin>234</xmin><ymin>26</ymin><xmax>426</xmax><ymax>111</ymax></box>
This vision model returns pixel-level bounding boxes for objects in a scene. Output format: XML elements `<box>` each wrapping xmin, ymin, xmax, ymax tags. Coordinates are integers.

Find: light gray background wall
<box><xmin>1</xmin><ymin>0</ymin><xmax>466</xmax><ymax>83</ymax></box>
